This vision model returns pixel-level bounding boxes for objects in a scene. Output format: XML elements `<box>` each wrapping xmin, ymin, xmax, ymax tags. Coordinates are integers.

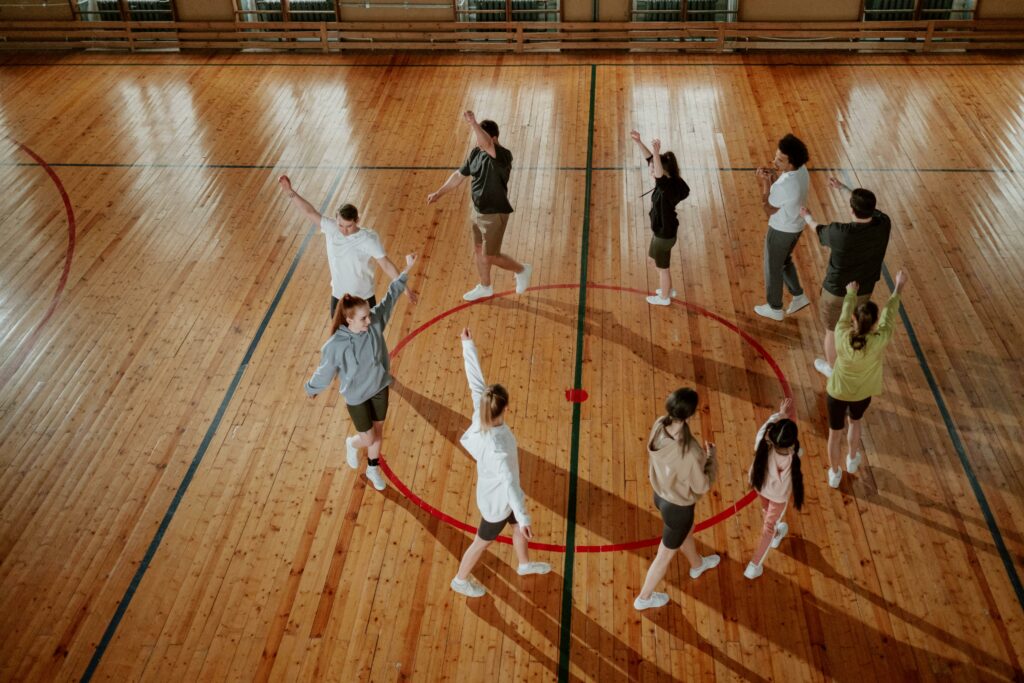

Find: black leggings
<box><xmin>654</xmin><ymin>493</ymin><xmax>695</xmax><ymax>550</ymax></box>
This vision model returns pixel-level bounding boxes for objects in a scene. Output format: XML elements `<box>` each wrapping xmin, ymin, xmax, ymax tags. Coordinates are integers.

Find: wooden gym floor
<box><xmin>1</xmin><ymin>50</ymin><xmax>1023</xmax><ymax>682</ymax></box>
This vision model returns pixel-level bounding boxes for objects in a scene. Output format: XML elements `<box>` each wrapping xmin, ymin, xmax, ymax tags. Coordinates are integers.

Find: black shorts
<box><xmin>477</xmin><ymin>511</ymin><xmax>517</xmax><ymax>541</ymax></box>
<box><xmin>654</xmin><ymin>493</ymin><xmax>695</xmax><ymax>550</ymax></box>
<box><xmin>330</xmin><ymin>294</ymin><xmax>378</xmax><ymax>319</ymax></box>
<box><xmin>648</xmin><ymin>235</ymin><xmax>677</xmax><ymax>270</ymax></box>
<box><xmin>346</xmin><ymin>386</ymin><xmax>389</xmax><ymax>433</ymax></box>
<box><xmin>826</xmin><ymin>394</ymin><xmax>872</xmax><ymax>430</ymax></box>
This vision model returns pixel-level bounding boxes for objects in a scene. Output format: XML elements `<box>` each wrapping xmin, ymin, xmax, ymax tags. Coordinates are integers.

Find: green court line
<box><xmin>557</xmin><ymin>62</ymin><xmax>596</xmax><ymax>683</ymax></box>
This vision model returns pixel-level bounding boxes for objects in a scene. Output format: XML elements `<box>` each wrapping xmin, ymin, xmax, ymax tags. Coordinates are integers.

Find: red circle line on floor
<box><xmin>0</xmin><ymin>137</ymin><xmax>77</xmax><ymax>390</ymax></box>
<box><xmin>379</xmin><ymin>283</ymin><xmax>790</xmax><ymax>553</ymax></box>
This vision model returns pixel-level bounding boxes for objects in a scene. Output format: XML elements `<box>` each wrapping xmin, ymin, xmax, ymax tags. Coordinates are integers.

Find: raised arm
<box><xmin>427</xmin><ymin>170</ymin><xmax>468</xmax><ymax>204</ymax></box>
<box><xmin>460</xmin><ymin>330</ymin><xmax>487</xmax><ymax>403</ymax></box>
<box><xmin>876</xmin><ymin>270</ymin><xmax>907</xmax><ymax>341</ymax></box>
<box><xmin>279</xmin><ymin>175</ymin><xmax>323</xmax><ymax>225</ymax></box>
<box><xmin>649</xmin><ymin>139</ymin><xmax>665</xmax><ymax>179</ymax></box>
<box><xmin>376</xmin><ymin>256</ymin><xmax>419</xmax><ymax>304</ymax></box>
<box><xmin>374</xmin><ymin>254</ymin><xmax>417</xmax><ymax>328</ymax></box>
<box><xmin>629</xmin><ymin>129</ymin><xmax>653</xmax><ymax>160</ymax></box>
<box><xmin>464</xmin><ymin>110</ymin><xmax>496</xmax><ymax>158</ymax></box>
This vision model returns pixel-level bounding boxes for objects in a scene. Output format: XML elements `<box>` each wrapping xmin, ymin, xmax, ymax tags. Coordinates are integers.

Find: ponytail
<box><xmin>332</xmin><ymin>294</ymin><xmax>369</xmax><ymax>333</ymax></box>
<box><xmin>661</xmin><ymin>387</ymin><xmax>698</xmax><ymax>443</ymax></box>
<box><xmin>750</xmin><ymin>419</ymin><xmax>803</xmax><ymax>510</ymax></box>
<box><xmin>480</xmin><ymin>383</ymin><xmax>509</xmax><ymax>431</ymax></box>
<box><xmin>850</xmin><ymin>301</ymin><xmax>879</xmax><ymax>351</ymax></box>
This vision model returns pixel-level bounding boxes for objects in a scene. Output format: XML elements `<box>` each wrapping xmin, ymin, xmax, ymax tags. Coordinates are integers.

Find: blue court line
<box><xmin>881</xmin><ymin>264</ymin><xmax>1024</xmax><ymax>612</ymax></box>
<box><xmin>79</xmin><ymin>168</ymin><xmax>345</xmax><ymax>682</ymax></box>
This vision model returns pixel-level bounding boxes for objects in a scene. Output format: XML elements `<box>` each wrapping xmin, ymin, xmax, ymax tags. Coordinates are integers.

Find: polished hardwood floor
<box><xmin>1</xmin><ymin>50</ymin><xmax>1023</xmax><ymax>682</ymax></box>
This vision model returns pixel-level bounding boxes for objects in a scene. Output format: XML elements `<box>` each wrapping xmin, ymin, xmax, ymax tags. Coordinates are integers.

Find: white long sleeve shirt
<box><xmin>459</xmin><ymin>340</ymin><xmax>531</xmax><ymax>526</ymax></box>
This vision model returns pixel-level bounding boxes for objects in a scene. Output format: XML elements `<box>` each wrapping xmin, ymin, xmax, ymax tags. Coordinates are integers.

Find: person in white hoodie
<box><xmin>744</xmin><ymin>398</ymin><xmax>805</xmax><ymax>580</ymax></box>
<box><xmin>634</xmin><ymin>388</ymin><xmax>719</xmax><ymax>611</ymax></box>
<box><xmin>450</xmin><ymin>327</ymin><xmax>551</xmax><ymax>598</ymax></box>
<box><xmin>305</xmin><ymin>254</ymin><xmax>418</xmax><ymax>491</ymax></box>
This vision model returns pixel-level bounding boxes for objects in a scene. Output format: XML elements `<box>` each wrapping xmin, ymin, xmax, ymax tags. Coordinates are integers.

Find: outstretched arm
<box><xmin>427</xmin><ymin>170</ymin><xmax>467</xmax><ymax>204</ymax></box>
<box><xmin>279</xmin><ymin>175</ymin><xmax>322</xmax><ymax>225</ymax></box>
<box><xmin>828</xmin><ymin>175</ymin><xmax>854</xmax><ymax>199</ymax></box>
<box><xmin>649</xmin><ymin>139</ymin><xmax>665</xmax><ymax>179</ymax></box>
<box><xmin>629</xmin><ymin>129</ymin><xmax>653</xmax><ymax>160</ymax></box>
<box><xmin>464</xmin><ymin>110</ymin><xmax>496</xmax><ymax>158</ymax></box>
<box><xmin>460</xmin><ymin>329</ymin><xmax>487</xmax><ymax>402</ymax></box>
<box><xmin>376</xmin><ymin>256</ymin><xmax>419</xmax><ymax>304</ymax></box>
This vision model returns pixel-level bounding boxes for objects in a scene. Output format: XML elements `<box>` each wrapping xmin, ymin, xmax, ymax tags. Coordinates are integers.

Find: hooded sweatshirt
<box><xmin>459</xmin><ymin>339</ymin><xmax>530</xmax><ymax>526</ymax></box>
<box><xmin>304</xmin><ymin>274</ymin><xmax>407</xmax><ymax>405</ymax></box>
<box><xmin>647</xmin><ymin>419</ymin><xmax>716</xmax><ymax>507</ymax></box>
<box><xmin>749</xmin><ymin>412</ymin><xmax>800</xmax><ymax>504</ymax></box>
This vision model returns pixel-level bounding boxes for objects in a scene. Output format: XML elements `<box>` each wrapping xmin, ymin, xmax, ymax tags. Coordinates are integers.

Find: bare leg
<box><xmin>488</xmin><ymin>253</ymin><xmax>524</xmax><ymax>274</ymax></box>
<box><xmin>827</xmin><ymin>427</ymin><xmax>844</xmax><ymax>471</ymax></box>
<box><xmin>366</xmin><ymin>420</ymin><xmax>383</xmax><ymax>462</ymax></box>
<box><xmin>638</xmin><ymin>542</ymin><xmax>679</xmax><ymax>600</ymax></box>
<box><xmin>824</xmin><ymin>330</ymin><xmax>836</xmax><ymax>367</ymax></box>
<box><xmin>473</xmin><ymin>244</ymin><xmax>492</xmax><ymax>287</ymax></box>
<box><xmin>510</xmin><ymin>524</ymin><xmax>530</xmax><ymax>565</ymax></box>
<box><xmin>679</xmin><ymin>529</ymin><xmax>703</xmax><ymax>568</ymax></box>
<box><xmin>352</xmin><ymin>429</ymin><xmax>374</xmax><ymax>450</ymax></box>
<box><xmin>456</xmin><ymin>535</ymin><xmax>492</xmax><ymax>581</ymax></box>
<box><xmin>847</xmin><ymin>418</ymin><xmax>863</xmax><ymax>458</ymax></box>
<box><xmin>658</xmin><ymin>267</ymin><xmax>672</xmax><ymax>298</ymax></box>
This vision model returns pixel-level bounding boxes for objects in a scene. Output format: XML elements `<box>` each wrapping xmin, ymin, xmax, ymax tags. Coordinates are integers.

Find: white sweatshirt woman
<box><xmin>459</xmin><ymin>339</ymin><xmax>531</xmax><ymax>526</ymax></box>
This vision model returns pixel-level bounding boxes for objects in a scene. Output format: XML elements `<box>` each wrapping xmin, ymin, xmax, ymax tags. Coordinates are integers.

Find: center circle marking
<box><xmin>378</xmin><ymin>283</ymin><xmax>791</xmax><ymax>553</ymax></box>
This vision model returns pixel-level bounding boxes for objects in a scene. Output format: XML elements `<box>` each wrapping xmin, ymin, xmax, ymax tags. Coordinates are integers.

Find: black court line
<box><xmin>557</xmin><ymin>63</ymin><xmax>596</xmax><ymax>683</ymax></box>
<box><xmin>880</xmin><ymin>264</ymin><xmax>1024</xmax><ymax>613</ymax></box>
<box><xmin>4</xmin><ymin>161</ymin><xmax>1019</xmax><ymax>174</ymax></box>
<box><xmin>78</xmin><ymin>168</ymin><xmax>345</xmax><ymax>682</ymax></box>
<box><xmin>3</xmin><ymin>61</ymin><xmax>1023</xmax><ymax>69</ymax></box>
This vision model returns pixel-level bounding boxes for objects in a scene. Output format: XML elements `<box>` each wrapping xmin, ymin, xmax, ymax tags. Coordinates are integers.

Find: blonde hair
<box><xmin>479</xmin><ymin>384</ymin><xmax>509</xmax><ymax>430</ymax></box>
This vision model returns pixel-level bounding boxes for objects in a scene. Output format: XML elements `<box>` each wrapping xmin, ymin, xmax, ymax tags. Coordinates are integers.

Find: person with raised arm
<box><xmin>305</xmin><ymin>254</ymin><xmax>419</xmax><ymax>491</ymax></box>
<box><xmin>427</xmin><ymin>111</ymin><xmax>531</xmax><ymax>301</ymax></box>
<box><xmin>279</xmin><ymin>175</ymin><xmax>417</xmax><ymax>318</ymax></box>
<box><xmin>450</xmin><ymin>327</ymin><xmax>550</xmax><ymax>598</ymax></box>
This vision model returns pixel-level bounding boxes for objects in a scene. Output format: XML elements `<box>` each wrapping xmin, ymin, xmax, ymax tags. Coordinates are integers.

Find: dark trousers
<box><xmin>763</xmin><ymin>228</ymin><xmax>804</xmax><ymax>309</ymax></box>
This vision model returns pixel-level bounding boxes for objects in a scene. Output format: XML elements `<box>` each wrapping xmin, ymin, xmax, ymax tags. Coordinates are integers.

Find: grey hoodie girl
<box><xmin>304</xmin><ymin>274</ymin><xmax>407</xmax><ymax>404</ymax></box>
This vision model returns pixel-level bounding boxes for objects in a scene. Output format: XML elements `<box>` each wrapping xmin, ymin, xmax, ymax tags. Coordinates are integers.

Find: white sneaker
<box><xmin>814</xmin><ymin>358</ymin><xmax>834</xmax><ymax>378</ymax></box>
<box><xmin>754</xmin><ymin>304</ymin><xmax>784</xmax><ymax>321</ymax></box>
<box><xmin>516</xmin><ymin>562</ymin><xmax>551</xmax><ymax>576</ymax></box>
<box><xmin>514</xmin><ymin>264</ymin><xmax>532</xmax><ymax>294</ymax></box>
<box><xmin>786</xmin><ymin>293</ymin><xmax>810</xmax><ymax>314</ymax></box>
<box><xmin>744</xmin><ymin>562</ymin><xmax>763</xmax><ymax>580</ymax></box>
<box><xmin>646</xmin><ymin>295</ymin><xmax>671</xmax><ymax>306</ymax></box>
<box><xmin>365</xmin><ymin>465</ymin><xmax>386</xmax><ymax>491</ymax></box>
<box><xmin>633</xmin><ymin>592</ymin><xmax>669</xmax><ymax>610</ymax></box>
<box><xmin>656</xmin><ymin>288</ymin><xmax>677</xmax><ymax>298</ymax></box>
<box><xmin>828</xmin><ymin>467</ymin><xmax>842</xmax><ymax>489</ymax></box>
<box><xmin>846</xmin><ymin>451</ymin><xmax>863</xmax><ymax>474</ymax></box>
<box><xmin>451</xmin><ymin>576</ymin><xmax>486</xmax><ymax>598</ymax></box>
<box><xmin>689</xmin><ymin>553</ymin><xmax>720</xmax><ymax>579</ymax></box>
<box><xmin>463</xmin><ymin>284</ymin><xmax>494</xmax><ymax>301</ymax></box>
<box><xmin>771</xmin><ymin>522</ymin><xmax>789</xmax><ymax>549</ymax></box>
<box><xmin>345</xmin><ymin>436</ymin><xmax>359</xmax><ymax>470</ymax></box>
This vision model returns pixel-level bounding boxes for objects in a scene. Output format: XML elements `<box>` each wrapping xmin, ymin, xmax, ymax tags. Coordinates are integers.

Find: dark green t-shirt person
<box><xmin>459</xmin><ymin>146</ymin><xmax>514</xmax><ymax>215</ymax></box>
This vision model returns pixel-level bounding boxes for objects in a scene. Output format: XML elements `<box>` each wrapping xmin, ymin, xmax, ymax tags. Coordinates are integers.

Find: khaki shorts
<box><xmin>820</xmin><ymin>289</ymin><xmax>870</xmax><ymax>329</ymax></box>
<box><xmin>472</xmin><ymin>212</ymin><xmax>510</xmax><ymax>257</ymax></box>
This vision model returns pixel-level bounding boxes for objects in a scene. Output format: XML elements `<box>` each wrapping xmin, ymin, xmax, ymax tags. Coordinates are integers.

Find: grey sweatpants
<box><xmin>763</xmin><ymin>227</ymin><xmax>804</xmax><ymax>310</ymax></box>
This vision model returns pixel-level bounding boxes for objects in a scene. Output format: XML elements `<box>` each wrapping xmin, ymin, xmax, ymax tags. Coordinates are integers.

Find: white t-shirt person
<box><xmin>320</xmin><ymin>216</ymin><xmax>386</xmax><ymax>300</ymax></box>
<box><xmin>767</xmin><ymin>165</ymin><xmax>810</xmax><ymax>233</ymax></box>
